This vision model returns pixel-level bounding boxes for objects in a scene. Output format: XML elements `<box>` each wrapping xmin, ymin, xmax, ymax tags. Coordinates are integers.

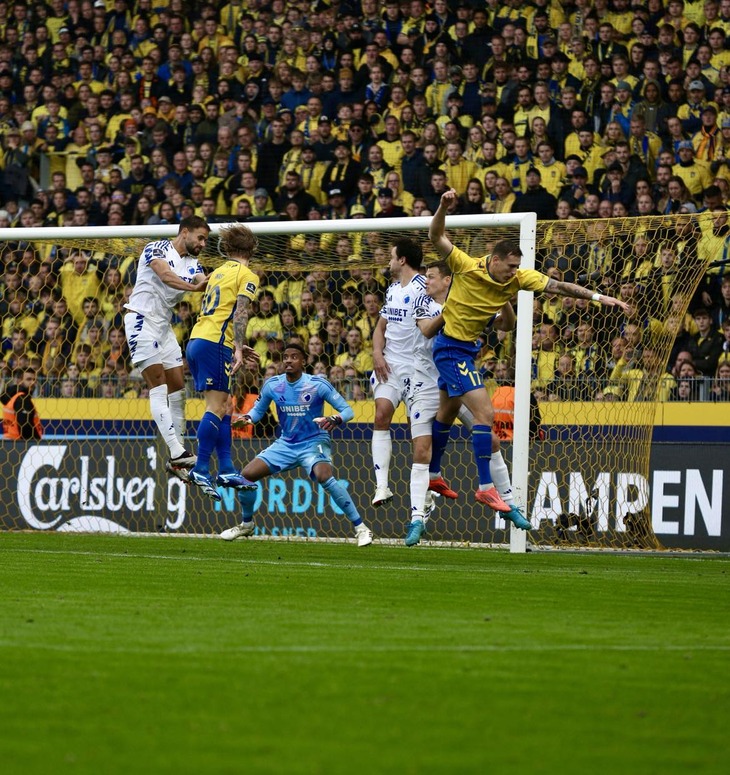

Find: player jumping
<box><xmin>186</xmin><ymin>224</ymin><xmax>261</xmax><ymax>500</ymax></box>
<box><xmin>370</xmin><ymin>238</ymin><xmax>427</xmax><ymax>507</ymax></box>
<box><xmin>124</xmin><ymin>215</ymin><xmax>209</xmax><ymax>479</ymax></box>
<box><xmin>405</xmin><ymin>261</ymin><xmax>524</xmax><ymax>546</ymax></box>
<box><xmin>428</xmin><ymin>189</ymin><xmax>630</xmax><ymax>524</ymax></box>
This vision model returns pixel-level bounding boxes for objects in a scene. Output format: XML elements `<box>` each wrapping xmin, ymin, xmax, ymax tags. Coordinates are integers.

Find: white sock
<box><xmin>149</xmin><ymin>384</ymin><xmax>185</xmax><ymax>459</ymax></box>
<box><xmin>490</xmin><ymin>450</ymin><xmax>514</xmax><ymax>504</ymax></box>
<box><xmin>410</xmin><ymin>462</ymin><xmax>429</xmax><ymax>521</ymax></box>
<box><xmin>168</xmin><ymin>389</ymin><xmax>186</xmax><ymax>447</ymax></box>
<box><xmin>372</xmin><ymin>430</ymin><xmax>392</xmax><ymax>489</ymax></box>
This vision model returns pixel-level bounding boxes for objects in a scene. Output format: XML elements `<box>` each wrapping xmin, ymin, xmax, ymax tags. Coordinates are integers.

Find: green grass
<box><xmin>0</xmin><ymin>534</ymin><xmax>728</xmax><ymax>774</ymax></box>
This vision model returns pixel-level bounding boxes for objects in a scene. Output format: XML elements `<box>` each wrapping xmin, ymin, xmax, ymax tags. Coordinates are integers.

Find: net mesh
<box><xmin>0</xmin><ymin>213</ymin><xmax>716</xmax><ymax>548</ymax></box>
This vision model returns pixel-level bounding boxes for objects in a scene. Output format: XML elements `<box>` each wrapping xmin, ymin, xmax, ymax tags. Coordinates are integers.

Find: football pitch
<box><xmin>0</xmin><ymin>534</ymin><xmax>727</xmax><ymax>774</ymax></box>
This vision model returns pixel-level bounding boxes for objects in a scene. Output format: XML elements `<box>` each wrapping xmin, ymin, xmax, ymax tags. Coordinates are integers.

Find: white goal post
<box><xmin>0</xmin><ymin>212</ymin><xmax>537</xmax><ymax>551</ymax></box>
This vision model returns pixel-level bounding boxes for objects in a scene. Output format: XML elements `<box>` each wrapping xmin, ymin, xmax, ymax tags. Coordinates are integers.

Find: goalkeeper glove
<box><xmin>314</xmin><ymin>414</ymin><xmax>343</xmax><ymax>432</ymax></box>
<box><xmin>231</xmin><ymin>414</ymin><xmax>253</xmax><ymax>430</ymax></box>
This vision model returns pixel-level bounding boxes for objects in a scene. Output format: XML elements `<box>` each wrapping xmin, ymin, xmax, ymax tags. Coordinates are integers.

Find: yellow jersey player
<box><xmin>186</xmin><ymin>224</ymin><xmax>261</xmax><ymax>500</ymax></box>
<box><xmin>428</xmin><ymin>188</ymin><xmax>630</xmax><ymax>528</ymax></box>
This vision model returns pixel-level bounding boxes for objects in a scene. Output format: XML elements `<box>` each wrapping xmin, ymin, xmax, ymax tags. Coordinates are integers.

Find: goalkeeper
<box><xmin>428</xmin><ymin>189</ymin><xmax>630</xmax><ymax>514</ymax></box>
<box><xmin>220</xmin><ymin>343</ymin><xmax>373</xmax><ymax>548</ymax></box>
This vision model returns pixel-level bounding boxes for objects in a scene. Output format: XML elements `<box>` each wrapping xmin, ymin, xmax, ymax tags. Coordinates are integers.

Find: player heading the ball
<box><xmin>123</xmin><ymin>215</ymin><xmax>210</xmax><ymax>480</ymax></box>
<box><xmin>186</xmin><ymin>223</ymin><xmax>262</xmax><ymax>500</ymax></box>
<box><xmin>428</xmin><ymin>189</ymin><xmax>629</xmax><ymax>526</ymax></box>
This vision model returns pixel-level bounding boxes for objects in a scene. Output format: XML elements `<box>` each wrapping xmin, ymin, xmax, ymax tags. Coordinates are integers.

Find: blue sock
<box><xmin>216</xmin><ymin>415</ymin><xmax>235</xmax><ymax>474</ymax></box>
<box><xmin>322</xmin><ymin>477</ymin><xmax>362</xmax><ymax>526</ymax></box>
<box><xmin>430</xmin><ymin>420</ymin><xmax>452</xmax><ymax>476</ymax></box>
<box><xmin>194</xmin><ymin>411</ymin><xmax>220</xmax><ymax>476</ymax></box>
<box><xmin>472</xmin><ymin>424</ymin><xmax>493</xmax><ymax>486</ymax></box>
<box><xmin>237</xmin><ymin>487</ymin><xmax>257</xmax><ymax>524</ymax></box>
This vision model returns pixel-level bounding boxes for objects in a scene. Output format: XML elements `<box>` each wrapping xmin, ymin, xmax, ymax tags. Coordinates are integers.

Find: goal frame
<box><xmin>0</xmin><ymin>213</ymin><xmax>537</xmax><ymax>552</ymax></box>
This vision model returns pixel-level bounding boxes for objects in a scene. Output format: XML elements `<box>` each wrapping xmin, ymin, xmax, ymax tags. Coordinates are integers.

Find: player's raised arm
<box><xmin>543</xmin><ymin>278</ymin><xmax>630</xmax><ymax>312</ymax></box>
<box><xmin>429</xmin><ymin>189</ymin><xmax>458</xmax><ymax>259</ymax></box>
<box><xmin>150</xmin><ymin>259</ymin><xmax>208</xmax><ymax>292</ymax></box>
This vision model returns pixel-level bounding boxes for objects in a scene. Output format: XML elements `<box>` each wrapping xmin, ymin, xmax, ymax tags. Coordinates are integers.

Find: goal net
<box><xmin>0</xmin><ymin>213</ymin><xmax>713</xmax><ymax>549</ymax></box>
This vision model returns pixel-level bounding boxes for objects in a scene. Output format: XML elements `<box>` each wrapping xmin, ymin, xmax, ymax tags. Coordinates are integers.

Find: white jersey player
<box><xmin>123</xmin><ymin>216</ymin><xmax>209</xmax><ymax>474</ymax></box>
<box><xmin>370</xmin><ymin>238</ymin><xmax>426</xmax><ymax>506</ymax></box>
<box><xmin>404</xmin><ymin>261</ymin><xmax>521</xmax><ymax>547</ymax></box>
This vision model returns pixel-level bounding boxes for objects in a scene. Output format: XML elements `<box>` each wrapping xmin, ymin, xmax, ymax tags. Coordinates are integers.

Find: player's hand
<box><xmin>193</xmin><ymin>275</ymin><xmax>209</xmax><ymax>292</ymax></box>
<box><xmin>231</xmin><ymin>414</ymin><xmax>253</xmax><ymax>429</ymax></box>
<box><xmin>440</xmin><ymin>188</ymin><xmax>458</xmax><ymax>209</ymax></box>
<box><xmin>597</xmin><ymin>295</ymin><xmax>631</xmax><ymax>313</ymax></box>
<box><xmin>231</xmin><ymin>345</ymin><xmax>259</xmax><ymax>375</ymax></box>
<box><xmin>314</xmin><ymin>415</ymin><xmax>343</xmax><ymax>432</ymax></box>
<box><xmin>373</xmin><ymin>352</ymin><xmax>391</xmax><ymax>382</ymax></box>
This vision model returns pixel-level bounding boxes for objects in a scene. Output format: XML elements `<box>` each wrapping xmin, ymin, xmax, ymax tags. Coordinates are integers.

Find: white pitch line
<box><xmin>0</xmin><ymin>641</ymin><xmax>727</xmax><ymax>655</ymax></box>
<box><xmin>0</xmin><ymin>546</ymin><xmax>581</xmax><ymax>575</ymax></box>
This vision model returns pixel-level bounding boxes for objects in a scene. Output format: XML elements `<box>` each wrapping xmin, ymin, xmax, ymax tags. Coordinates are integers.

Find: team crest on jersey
<box><xmin>302</xmin><ymin>393</ymin><xmax>312</xmax><ymax>402</ymax></box>
<box><xmin>404</xmin><ymin>295</ymin><xmax>410</xmax><ymax>303</ymax></box>
<box><xmin>188</xmin><ymin>267</ymin><xmax>196</xmax><ymax>275</ymax></box>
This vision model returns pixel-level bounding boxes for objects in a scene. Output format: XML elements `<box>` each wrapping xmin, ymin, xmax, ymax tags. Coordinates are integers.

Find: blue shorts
<box><xmin>258</xmin><ymin>437</ymin><xmax>332</xmax><ymax>477</ymax></box>
<box><xmin>432</xmin><ymin>332</ymin><xmax>483</xmax><ymax>397</ymax></box>
<box><xmin>186</xmin><ymin>338</ymin><xmax>232</xmax><ymax>392</ymax></box>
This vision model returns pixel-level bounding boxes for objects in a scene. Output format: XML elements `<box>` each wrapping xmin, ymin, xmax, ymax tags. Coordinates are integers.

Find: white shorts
<box><xmin>370</xmin><ymin>361</ymin><xmax>412</xmax><ymax>409</ymax></box>
<box><xmin>124</xmin><ymin>311</ymin><xmax>183</xmax><ymax>370</ymax></box>
<box><xmin>407</xmin><ymin>378</ymin><xmax>474</xmax><ymax>438</ymax></box>
<box><xmin>408</xmin><ymin>376</ymin><xmax>440</xmax><ymax>438</ymax></box>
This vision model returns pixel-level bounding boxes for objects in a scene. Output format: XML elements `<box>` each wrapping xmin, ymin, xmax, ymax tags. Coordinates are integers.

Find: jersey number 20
<box><xmin>201</xmin><ymin>286</ymin><xmax>220</xmax><ymax>316</ymax></box>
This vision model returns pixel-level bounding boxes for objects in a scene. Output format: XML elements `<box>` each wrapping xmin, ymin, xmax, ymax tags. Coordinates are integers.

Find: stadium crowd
<box><xmin>0</xmin><ymin>0</ymin><xmax>729</xmax><ymax>408</ymax></box>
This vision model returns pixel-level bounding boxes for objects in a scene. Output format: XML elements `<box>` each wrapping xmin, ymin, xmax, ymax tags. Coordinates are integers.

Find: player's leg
<box><xmin>220</xmin><ymin>457</ymin><xmax>272</xmax><ymax>541</ymax></box>
<box><xmin>405</xmin><ymin>386</ymin><xmax>438</xmax><ymax>546</ymax></box>
<box><xmin>371</xmin><ymin>383</ymin><xmax>398</xmax><ymax>505</ymax></box>
<box><xmin>459</xmin><ymin>386</ymin><xmax>511</xmax><ymax>513</ymax></box>
<box><xmin>406</xmin><ymin>429</ymin><xmax>431</xmax><ymax>547</ymax></box>
<box><xmin>162</xmin><ymin>333</ymin><xmax>193</xmax><ymax>482</ymax></box>
<box><xmin>310</xmin><ymin>445</ymin><xmax>372</xmax><ymax>547</ymax></box>
<box><xmin>126</xmin><ymin>312</ymin><xmax>193</xmax><ymax>466</ymax></box>
<box><xmin>457</xmin><ymin>403</ymin><xmax>530</xmax><ymax>529</ymax></box>
<box><xmin>432</xmin><ymin>334</ymin><xmax>510</xmax><ymax>512</ymax></box>
<box><xmin>185</xmin><ymin>339</ymin><xmax>226</xmax><ymax>500</ymax></box>
<box><xmin>429</xmin><ymin>390</ymin><xmax>461</xmax><ymax>498</ymax></box>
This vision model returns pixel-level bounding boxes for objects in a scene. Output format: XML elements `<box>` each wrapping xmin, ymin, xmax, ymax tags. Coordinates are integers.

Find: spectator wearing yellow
<box><xmin>534</xmin><ymin>141</ymin><xmax>567</xmax><ymax>198</ymax></box>
<box><xmin>506</xmin><ymin>136</ymin><xmax>534</xmax><ymax>195</ymax></box>
<box><xmin>376</xmin><ymin>115</ymin><xmax>404</xmax><ymax>171</ymax></box>
<box><xmin>480</xmin><ymin>140</ymin><xmax>509</xmax><ymax>179</ymax></box>
<box><xmin>60</xmin><ymin>252</ymin><xmax>101</xmax><ymax>326</ymax></box>
<box><xmin>246</xmin><ymin>290</ymin><xmax>283</xmax><ymax>359</ymax></box>
<box><xmin>672</xmin><ymin>141</ymin><xmax>713</xmax><ymax>199</ymax></box>
<box><xmin>628</xmin><ymin>114</ymin><xmax>662</xmax><ymax>174</ymax></box>
<box><xmin>252</xmin><ymin>188</ymin><xmax>276</xmax><ymax>217</ymax></box>
<box><xmin>677</xmin><ymin>80</ymin><xmax>719</xmax><ymax>134</ymax></box>
<box><xmin>692</xmin><ymin>105</ymin><xmax>722</xmax><ymax>161</ymax></box>
<box><xmin>335</xmin><ymin>328</ymin><xmax>374</xmax><ymax>375</ymax></box>
<box><xmin>443</xmin><ymin>140</ymin><xmax>478</xmax><ymax>195</ymax></box>
<box><xmin>487</xmin><ymin>177</ymin><xmax>516</xmax><ymax>214</ymax></box>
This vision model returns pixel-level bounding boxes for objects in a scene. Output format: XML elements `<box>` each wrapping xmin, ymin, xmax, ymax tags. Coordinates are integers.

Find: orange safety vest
<box><xmin>491</xmin><ymin>385</ymin><xmax>515</xmax><ymax>441</ymax></box>
<box><xmin>231</xmin><ymin>393</ymin><xmax>258</xmax><ymax>438</ymax></box>
<box><xmin>2</xmin><ymin>391</ymin><xmax>43</xmax><ymax>440</ymax></box>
